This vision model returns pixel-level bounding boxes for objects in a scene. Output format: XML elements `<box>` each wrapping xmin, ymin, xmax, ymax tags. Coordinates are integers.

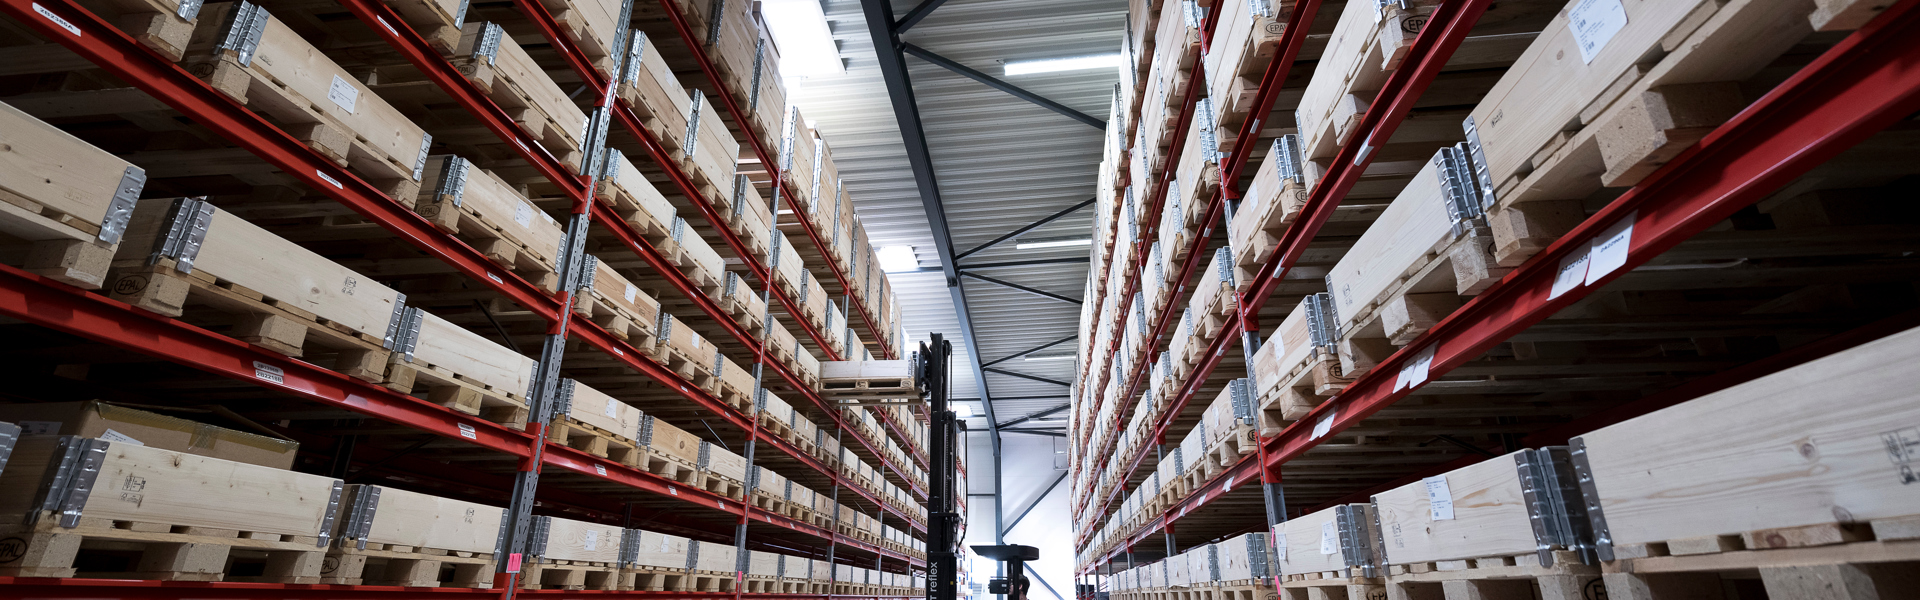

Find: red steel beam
<box><xmin>1263</xmin><ymin>0</ymin><xmax>1920</xmax><ymax>470</ymax></box>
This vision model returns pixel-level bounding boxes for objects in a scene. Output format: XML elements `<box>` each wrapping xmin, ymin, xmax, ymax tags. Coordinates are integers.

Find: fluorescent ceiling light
<box><xmin>1015</xmin><ymin>238</ymin><xmax>1092</xmax><ymax>250</ymax></box>
<box><xmin>1024</xmin><ymin>354</ymin><xmax>1076</xmax><ymax>362</ymax></box>
<box><xmin>877</xmin><ymin>245</ymin><xmax>920</xmax><ymax>272</ymax></box>
<box><xmin>761</xmin><ymin>0</ymin><xmax>844</xmax><ymax>79</ymax></box>
<box><xmin>1004</xmin><ymin>53</ymin><xmax>1123</xmax><ymax>76</ymax></box>
<box><xmin>953</xmin><ymin>404</ymin><xmax>975</xmax><ymax>418</ymax></box>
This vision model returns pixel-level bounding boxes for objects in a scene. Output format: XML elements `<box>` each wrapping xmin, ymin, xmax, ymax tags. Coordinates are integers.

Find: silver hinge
<box><xmin>1304</xmin><ymin>292</ymin><xmax>1338</xmax><ymax>356</ymax></box>
<box><xmin>703</xmin><ymin>0</ymin><xmax>724</xmax><ymax>46</ymax></box>
<box><xmin>216</xmin><ymin>0</ymin><xmax>270</xmax><ymax>66</ymax></box>
<box><xmin>1275</xmin><ymin>134</ymin><xmax>1305</xmax><ymax>186</ymax></box>
<box><xmin>685</xmin><ymin>538</ymin><xmax>701</xmax><ymax>570</ymax></box>
<box><xmin>1250</xmin><ymin>0</ymin><xmax>1272</xmax><ymax>19</ymax></box>
<box><xmin>699</xmin><ymin>441</ymin><xmax>713</xmax><ymax>468</ymax></box>
<box><xmin>732</xmin><ymin>175</ymin><xmax>751</xmax><ymax>217</ymax></box>
<box><xmin>381</xmin><ymin>291</ymin><xmax>409</xmax><ymax>350</ymax></box>
<box><xmin>527</xmin><ymin>515</ymin><xmax>551</xmax><ymax>559</ymax></box>
<box><xmin>1228</xmin><ymin>378</ymin><xmax>1254</xmax><ymax>424</ymax></box>
<box><xmin>176</xmin><ymin>0</ymin><xmax>203</xmax><ymax>19</ymax></box>
<box><xmin>435</xmin><ymin>155</ymin><xmax>470</xmax><ymax>207</ymax></box>
<box><xmin>1461</xmin><ymin>115</ymin><xmax>1498</xmax><ymax>211</ymax></box>
<box><xmin>619</xmin><ymin>528</ymin><xmax>639</xmax><ymax>568</ymax></box>
<box><xmin>1375</xmin><ymin>0</ymin><xmax>1409</xmax><ymax>18</ymax></box>
<box><xmin>686</xmin><ymin>90</ymin><xmax>706</xmax><ymax>159</ymax></box>
<box><xmin>452</xmin><ymin>0</ymin><xmax>470</xmax><ymax>27</ymax></box>
<box><xmin>344</xmin><ymin>485</ymin><xmax>382</xmax><ymax>549</ymax></box>
<box><xmin>749</xmin><ymin>37</ymin><xmax>767</xmax><ymax>110</ymax></box>
<box><xmin>656</xmin><ymin>310</ymin><xmax>674</xmax><ymax>342</ymax></box>
<box><xmin>602</xmin><ymin>148</ymin><xmax>626</xmax><ymax>182</ymax></box>
<box><xmin>1247</xmin><ymin>532</ymin><xmax>1271</xmax><ymax>579</ymax></box>
<box><xmin>1334</xmin><ymin>504</ymin><xmax>1374</xmax><ymax>578</ymax></box>
<box><xmin>1371</xmin><ymin>499</ymin><xmax>1391</xmax><ymax>567</ymax></box>
<box><xmin>578</xmin><ymin>255</ymin><xmax>599</xmax><ymax>290</ymax></box>
<box><xmin>552</xmin><ymin>378</ymin><xmax>576</xmax><ymax>419</ymax></box>
<box><xmin>395</xmin><ymin>307</ymin><xmax>425</xmax><ymax>362</ymax></box>
<box><xmin>151</xmin><ymin>196</ymin><xmax>215</xmax><ymax>274</ymax></box>
<box><xmin>1516</xmin><ymin>446</ymin><xmax>1598</xmax><ymax>566</ymax></box>
<box><xmin>317</xmin><ymin>480</ymin><xmax>344</xmax><ymax>547</ymax></box>
<box><xmin>753</xmin><ymin>386</ymin><xmax>767</xmax><ymax>414</ymax></box>
<box><xmin>748</xmin><ymin>465</ymin><xmax>761</xmax><ymax>489</ymax></box>
<box><xmin>1214</xmin><ymin>246</ymin><xmax>1235</xmax><ymax>285</ymax></box>
<box><xmin>1436</xmin><ymin>144</ymin><xmax>1489</xmax><ymax>239</ymax></box>
<box><xmin>1569</xmin><ymin>437</ymin><xmax>1615</xmax><ymax>561</ymax></box>
<box><xmin>583</xmin><ymin>106</ymin><xmax>613</xmax><ymax>177</ymax></box>
<box><xmin>1198</xmin><ymin>97</ymin><xmax>1220</xmax><ymax>165</ymax></box>
<box><xmin>412</xmin><ymin>134</ymin><xmax>432</xmax><ymax>181</ymax></box>
<box><xmin>621</xmin><ymin>31</ymin><xmax>647</xmax><ymax>85</ymax></box>
<box><xmin>0</xmin><ymin>422</ymin><xmax>19</xmax><ymax>476</ymax></box>
<box><xmin>31</xmin><ymin>436</ymin><xmax>110</xmax><ymax>528</ymax></box>
<box><xmin>475</xmin><ymin>22</ymin><xmax>503</xmax><ymax>65</ymax></box>
<box><xmin>97</xmin><ymin>166</ymin><xmax>145</xmax><ymax>245</ymax></box>
<box><xmin>493</xmin><ymin>502</ymin><xmax>513</xmax><ymax>557</ymax></box>
<box><xmin>639</xmin><ymin>415</ymin><xmax>656</xmax><ymax>446</ymax></box>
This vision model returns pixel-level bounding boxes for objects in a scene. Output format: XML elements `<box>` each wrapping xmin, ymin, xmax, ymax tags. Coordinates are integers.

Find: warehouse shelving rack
<box><xmin>0</xmin><ymin>0</ymin><xmax>932</xmax><ymax>595</ymax></box>
<box><xmin>1072</xmin><ymin>0</ymin><xmax>1920</xmax><ymax>581</ymax></box>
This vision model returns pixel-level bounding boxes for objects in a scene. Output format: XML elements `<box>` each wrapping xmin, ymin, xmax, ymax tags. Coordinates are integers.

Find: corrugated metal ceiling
<box><xmin>788</xmin><ymin>0</ymin><xmax>1123</xmax><ymax>428</ymax></box>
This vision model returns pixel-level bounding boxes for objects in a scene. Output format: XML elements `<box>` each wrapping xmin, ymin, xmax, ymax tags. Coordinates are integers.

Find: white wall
<box><xmin>963</xmin><ymin>430</ymin><xmax>1073</xmax><ymax>600</ymax></box>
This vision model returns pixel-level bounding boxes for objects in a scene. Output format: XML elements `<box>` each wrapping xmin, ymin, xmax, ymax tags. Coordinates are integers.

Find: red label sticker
<box><xmin>507</xmin><ymin>553</ymin><xmax>522</xmax><ymax>572</ymax></box>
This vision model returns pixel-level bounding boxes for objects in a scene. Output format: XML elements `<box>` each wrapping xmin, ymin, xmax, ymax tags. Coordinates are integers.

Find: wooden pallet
<box><xmin>1330</xmin><ymin>224</ymin><xmax>1506</xmax><ymax>379</ymax></box>
<box><xmin>0</xmin><ymin>515</ymin><xmax>327</xmax><ymax>582</ymax></box>
<box><xmin>743</xmin><ymin>575</ymin><xmax>782</xmax><ymax>593</ymax></box>
<box><xmin>383</xmin><ymin>358</ymin><xmax>531</xmax><ymax>428</ymax></box>
<box><xmin>1383</xmin><ymin>550</ymin><xmax>1600</xmax><ymax>600</ymax></box>
<box><xmin>674</xmin><ymin>92</ymin><xmax>739</xmax><ymax>210</ymax></box>
<box><xmin>0</xmin><ymin>101</ymin><xmax>138</xmax><ymax>291</ymax></box>
<box><xmin>622</xmin><ymin>565</ymin><xmax>693</xmax><ymax>591</ymax></box>
<box><xmin>185</xmin><ymin>4</ymin><xmax>426</xmax><ymax>203</ymax></box>
<box><xmin>597</xmin><ymin>150</ymin><xmax>679</xmax><ymax>249</ymax></box>
<box><xmin>573</xmin><ymin>259</ymin><xmax>661</xmax><ymax>347</ymax></box>
<box><xmin>321</xmin><ymin>543</ymin><xmax>495</xmax><ymax>588</ymax></box>
<box><xmin>697</xmin><ymin>471</ymin><xmax>745</xmax><ymax>501</ymax></box>
<box><xmin>720</xmin><ymin>272</ymin><xmax>771</xmax><ymax>337</ymax></box>
<box><xmin>522</xmin><ymin>559</ymin><xmax>622</xmax><ymax>590</ymax></box>
<box><xmin>1277</xmin><ymin>573</ymin><xmax>1384</xmax><ymax>600</ymax></box>
<box><xmin>106</xmin><ymin>260</ymin><xmax>393</xmax><ymax>383</ymax></box>
<box><xmin>415</xmin><ymin>156</ymin><xmax>565</xmax><ymax>293</ymax></box>
<box><xmin>687</xmin><ymin>569</ymin><xmax>737</xmax><ymax>592</ymax></box>
<box><xmin>448</xmin><ymin>23</ymin><xmax>587</xmax><ymax>175</ymax></box>
<box><xmin>635</xmin><ymin>450</ymin><xmax>701</xmax><ymax>487</ymax></box>
<box><xmin>549</xmin><ymin>417</ymin><xmax>644</xmax><ymax>467</ymax></box>
<box><xmin>1601</xmin><ymin>532</ymin><xmax>1920</xmax><ymax>600</ymax></box>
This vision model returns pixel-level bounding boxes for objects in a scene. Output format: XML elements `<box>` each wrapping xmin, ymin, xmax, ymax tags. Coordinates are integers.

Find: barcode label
<box><xmin>458</xmin><ymin>423</ymin><xmax>477</xmax><ymax>439</ymax></box>
<box><xmin>253</xmin><ymin>361</ymin><xmax>285</xmax><ymax>384</ymax></box>
<box><xmin>1567</xmin><ymin>0</ymin><xmax>1628</xmax><ymax>64</ymax></box>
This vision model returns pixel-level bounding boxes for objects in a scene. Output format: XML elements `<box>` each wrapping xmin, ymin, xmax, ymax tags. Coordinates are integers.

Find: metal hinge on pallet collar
<box><xmin>1568</xmin><ymin>438</ymin><xmax>1616</xmax><ymax>561</ymax></box>
<box><xmin>215</xmin><ymin>1</ymin><xmax>270</xmax><ymax>66</ymax></box>
<box><xmin>1515</xmin><ymin>446</ymin><xmax>1599</xmax><ymax>566</ymax></box>
<box><xmin>343</xmin><ymin>485</ymin><xmax>382</xmax><ymax>549</ymax></box>
<box><xmin>1334</xmin><ymin>504</ymin><xmax>1375</xmax><ymax>578</ymax></box>
<box><xmin>1435</xmin><ymin>144</ymin><xmax>1490</xmax><ymax>240</ymax></box>
<box><xmin>150</xmin><ymin>196</ymin><xmax>216</xmax><ymax>274</ymax></box>
<box><xmin>97</xmin><ymin>166</ymin><xmax>146</xmax><ymax>245</ymax></box>
<box><xmin>29</xmin><ymin>436</ymin><xmax>110</xmax><ymax>528</ymax></box>
<box><xmin>317</xmin><ymin>480</ymin><xmax>344</xmax><ymax>547</ymax></box>
<box><xmin>434</xmin><ymin>155</ymin><xmax>470</xmax><ymax>207</ymax></box>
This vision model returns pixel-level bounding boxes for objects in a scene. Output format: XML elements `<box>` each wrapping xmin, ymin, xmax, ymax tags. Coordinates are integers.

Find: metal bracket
<box><xmin>748</xmin><ymin>37</ymin><xmax>767</xmax><ymax>110</ymax></box>
<box><xmin>1228</xmin><ymin>378</ymin><xmax>1254</xmax><ymax>425</ymax></box>
<box><xmin>452</xmin><ymin>0</ymin><xmax>470</xmax><ymax>28</ymax></box>
<box><xmin>527</xmin><ymin>515</ymin><xmax>551</xmax><ymax>559</ymax></box>
<box><xmin>621</xmin><ymin>31</ymin><xmax>648</xmax><ymax>85</ymax></box>
<box><xmin>699</xmin><ymin>441</ymin><xmax>713</xmax><ymax>469</ymax></box>
<box><xmin>0</xmin><ymin>422</ymin><xmax>19</xmax><ymax>476</ymax></box>
<box><xmin>493</xmin><ymin>500</ymin><xmax>513</xmax><ymax>556</ymax></box>
<box><xmin>619</xmin><ymin>528</ymin><xmax>639</xmax><ymax>568</ymax></box>
<box><xmin>176</xmin><ymin>0</ymin><xmax>202</xmax><ymax>19</ymax></box>
<box><xmin>412</xmin><ymin>134</ymin><xmax>432</xmax><ymax>181</ymax></box>
<box><xmin>1333</xmin><ymin>504</ymin><xmax>1374</xmax><ymax>578</ymax></box>
<box><xmin>317</xmin><ymin>480</ymin><xmax>345</xmax><ymax>547</ymax></box>
<box><xmin>638</xmin><ymin>415</ymin><xmax>656</xmax><ymax>446</ymax></box>
<box><xmin>344</xmin><ymin>485</ymin><xmax>382</xmax><ymax>549</ymax></box>
<box><xmin>1370</xmin><ymin>500</ymin><xmax>1391</xmax><ymax>567</ymax></box>
<box><xmin>1273</xmin><ymin>135</ymin><xmax>1304</xmax><ymax>187</ymax></box>
<box><xmin>1516</xmin><ymin>446</ymin><xmax>1599</xmax><ymax>566</ymax></box>
<box><xmin>578</xmin><ymin>255</ymin><xmax>599</xmax><ymax>291</ymax></box>
<box><xmin>1436</xmin><ymin>144</ymin><xmax>1490</xmax><ymax>239</ymax></box>
<box><xmin>475</xmin><ymin>22</ymin><xmax>503</xmax><ymax>65</ymax></box>
<box><xmin>97</xmin><ymin>166</ymin><xmax>146</xmax><ymax>245</ymax></box>
<box><xmin>1569</xmin><ymin>437</ymin><xmax>1615</xmax><ymax>561</ymax></box>
<box><xmin>151</xmin><ymin>197</ymin><xmax>216</xmax><ymax>274</ymax></box>
<box><xmin>582</xmin><ymin>106</ymin><xmax>613</xmax><ymax>178</ymax></box>
<box><xmin>1461</xmin><ymin>116</ymin><xmax>1498</xmax><ymax>211</ymax></box>
<box><xmin>381</xmin><ymin>291</ymin><xmax>409</xmax><ymax>350</ymax></box>
<box><xmin>685</xmin><ymin>538</ymin><xmax>701</xmax><ymax>570</ymax></box>
<box><xmin>1214</xmin><ymin>246</ymin><xmax>1236</xmax><ymax>286</ymax></box>
<box><xmin>1197</xmin><ymin>97</ymin><xmax>1220</xmax><ymax>165</ymax></box>
<box><xmin>393</xmin><ymin>307</ymin><xmax>425</xmax><ymax>362</ymax></box>
<box><xmin>551</xmin><ymin>378</ymin><xmax>577</xmax><ymax>421</ymax></box>
<box><xmin>435</xmin><ymin>156</ymin><xmax>470</xmax><ymax>207</ymax></box>
<box><xmin>30</xmin><ymin>436</ymin><xmax>109</xmax><ymax>528</ymax></box>
<box><xmin>1303</xmin><ymin>292</ymin><xmax>1338</xmax><ymax>357</ymax></box>
<box><xmin>215</xmin><ymin>0</ymin><xmax>270</xmax><ymax>67</ymax></box>
<box><xmin>686</xmin><ymin>91</ymin><xmax>706</xmax><ymax>159</ymax></box>
<box><xmin>1375</xmin><ymin>0</ymin><xmax>1409</xmax><ymax>18</ymax></box>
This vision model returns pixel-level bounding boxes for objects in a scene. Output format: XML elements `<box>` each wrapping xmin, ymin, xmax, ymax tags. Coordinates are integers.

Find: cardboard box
<box><xmin>0</xmin><ymin>401</ymin><xmax>298</xmax><ymax>469</ymax></box>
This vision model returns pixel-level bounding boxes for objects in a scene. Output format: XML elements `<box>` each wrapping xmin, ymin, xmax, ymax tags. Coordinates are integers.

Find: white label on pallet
<box><xmin>315</xmin><ymin>170</ymin><xmax>344</xmax><ymax>189</ymax></box>
<box><xmin>327</xmin><ymin>75</ymin><xmax>359</xmax><ymax>114</ymax></box>
<box><xmin>670</xmin><ymin>486</ymin><xmax>679</xmax><ymax>496</ymax></box>
<box><xmin>595</xmin><ymin>464</ymin><xmax>607</xmax><ymax>476</ymax></box>
<box><xmin>100</xmin><ymin>428</ymin><xmax>145</xmax><ymax>446</ymax></box>
<box><xmin>1310</xmin><ymin>410</ymin><xmax>1337</xmax><ymax>440</ymax></box>
<box><xmin>1585</xmin><ymin>211</ymin><xmax>1636</xmax><ymax>284</ymax></box>
<box><xmin>253</xmin><ymin>361</ymin><xmax>285</xmax><ymax>384</ymax></box>
<box><xmin>689</xmin><ymin>330</ymin><xmax>702</xmax><ymax>348</ymax></box>
<box><xmin>515</xmin><ymin>202</ymin><xmax>535</xmax><ymax>227</ymax></box>
<box><xmin>1423</xmin><ymin>476</ymin><xmax>1455</xmax><ymax>520</ymax></box>
<box><xmin>659</xmin><ymin>535</ymin><xmax>672</xmax><ymax>553</ymax></box>
<box><xmin>1550</xmin><ymin>247</ymin><xmax>1591</xmax><ymax>300</ymax></box>
<box><xmin>584</xmin><ymin>529</ymin><xmax>599</xmax><ymax>550</ymax></box>
<box><xmin>604</xmin><ymin>397</ymin><xmax>620</xmax><ymax>418</ymax></box>
<box><xmin>1319</xmin><ymin>521</ymin><xmax>1337</xmax><ymax>554</ymax></box>
<box><xmin>625</xmin><ymin>284</ymin><xmax>638</xmax><ymax>303</ymax></box>
<box><xmin>458</xmin><ymin>423</ymin><xmax>476</xmax><ymax>439</ymax></box>
<box><xmin>1567</xmin><ymin>0</ymin><xmax>1628</xmax><ymax>64</ymax></box>
<box><xmin>32</xmin><ymin>3</ymin><xmax>80</xmax><ymax>36</ymax></box>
